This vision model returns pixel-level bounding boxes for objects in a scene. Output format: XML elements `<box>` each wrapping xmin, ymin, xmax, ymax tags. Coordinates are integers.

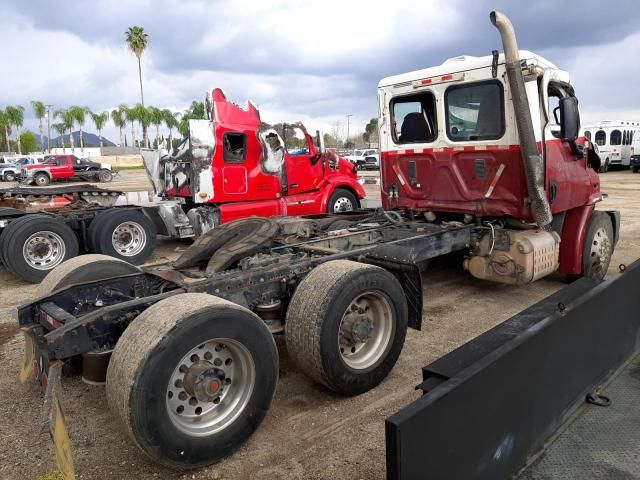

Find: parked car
<box><xmin>0</xmin><ymin>162</ymin><xmax>18</xmax><ymax>181</ymax></box>
<box><xmin>19</xmin><ymin>154</ymin><xmax>113</xmax><ymax>186</ymax></box>
<box><xmin>344</xmin><ymin>148</ymin><xmax>380</xmax><ymax>169</ymax></box>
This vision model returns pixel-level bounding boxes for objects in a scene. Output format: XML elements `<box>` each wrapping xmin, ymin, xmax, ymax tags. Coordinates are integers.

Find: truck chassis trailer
<box><xmin>0</xmin><ymin>185</ymin><xmax>194</xmax><ymax>282</ymax></box>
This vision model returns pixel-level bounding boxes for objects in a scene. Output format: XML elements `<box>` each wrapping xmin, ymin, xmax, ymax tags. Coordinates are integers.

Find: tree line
<box><xmin>0</xmin><ymin>101</ymin><xmax>205</xmax><ymax>155</ymax></box>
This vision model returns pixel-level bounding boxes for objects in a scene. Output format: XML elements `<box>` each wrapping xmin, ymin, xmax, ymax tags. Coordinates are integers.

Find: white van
<box><xmin>583</xmin><ymin>121</ymin><xmax>640</xmax><ymax>171</ymax></box>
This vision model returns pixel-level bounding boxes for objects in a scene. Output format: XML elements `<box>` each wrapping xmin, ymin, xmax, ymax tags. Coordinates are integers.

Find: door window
<box><xmin>390</xmin><ymin>92</ymin><xmax>437</xmax><ymax>144</ymax></box>
<box><xmin>595</xmin><ymin>130</ymin><xmax>606</xmax><ymax>146</ymax></box>
<box><xmin>584</xmin><ymin>130</ymin><xmax>592</xmax><ymax>140</ymax></box>
<box><xmin>445</xmin><ymin>80</ymin><xmax>505</xmax><ymax>141</ymax></box>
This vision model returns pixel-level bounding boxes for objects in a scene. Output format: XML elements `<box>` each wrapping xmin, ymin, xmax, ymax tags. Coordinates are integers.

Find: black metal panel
<box><xmin>386</xmin><ymin>260</ymin><xmax>640</xmax><ymax>480</ymax></box>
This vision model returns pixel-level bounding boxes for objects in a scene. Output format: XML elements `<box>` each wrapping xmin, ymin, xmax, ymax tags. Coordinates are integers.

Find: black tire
<box><xmin>285</xmin><ymin>260</ymin><xmax>408</xmax><ymax>395</ymax></box>
<box><xmin>36</xmin><ymin>254</ymin><xmax>141</xmax><ymax>296</ymax></box>
<box><xmin>327</xmin><ymin>188</ymin><xmax>358</xmax><ymax>214</ymax></box>
<box><xmin>98</xmin><ymin>169</ymin><xmax>113</xmax><ymax>183</ymax></box>
<box><xmin>34</xmin><ymin>172</ymin><xmax>51</xmax><ymax>186</ymax></box>
<box><xmin>599</xmin><ymin>159</ymin><xmax>609</xmax><ymax>174</ymax></box>
<box><xmin>87</xmin><ymin>208</ymin><xmax>156</xmax><ymax>265</ymax></box>
<box><xmin>327</xmin><ymin>219</ymin><xmax>355</xmax><ymax>231</ymax></box>
<box><xmin>1</xmin><ymin>214</ymin><xmax>79</xmax><ymax>283</ymax></box>
<box><xmin>106</xmin><ymin>293</ymin><xmax>278</xmax><ymax>469</ymax></box>
<box><xmin>173</xmin><ymin>217</ymin><xmax>279</xmax><ymax>272</ymax></box>
<box><xmin>3</xmin><ymin>171</ymin><xmax>16</xmax><ymax>182</ymax></box>
<box><xmin>632</xmin><ymin>167</ymin><xmax>639</xmax><ymax>173</ymax></box>
<box><xmin>581</xmin><ymin>211</ymin><xmax>614</xmax><ymax>280</ymax></box>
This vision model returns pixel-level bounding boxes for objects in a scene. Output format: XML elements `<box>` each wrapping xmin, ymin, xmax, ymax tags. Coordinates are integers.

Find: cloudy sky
<box><xmin>2</xmin><ymin>0</ymin><xmax>640</xmax><ymax>144</ymax></box>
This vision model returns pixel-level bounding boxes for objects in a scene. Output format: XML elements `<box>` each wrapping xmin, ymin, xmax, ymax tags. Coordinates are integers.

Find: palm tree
<box><xmin>69</xmin><ymin>106</ymin><xmax>89</xmax><ymax>151</ymax></box>
<box><xmin>124</xmin><ymin>106</ymin><xmax>138</xmax><ymax>147</ymax></box>
<box><xmin>162</xmin><ymin>109</ymin><xmax>179</xmax><ymax>150</ymax></box>
<box><xmin>111</xmin><ymin>105</ymin><xmax>127</xmax><ymax>146</ymax></box>
<box><xmin>0</xmin><ymin>109</ymin><xmax>10</xmax><ymax>152</ymax></box>
<box><xmin>31</xmin><ymin>101</ymin><xmax>46</xmax><ymax>151</ymax></box>
<box><xmin>6</xmin><ymin>105</ymin><xmax>25</xmax><ymax>154</ymax></box>
<box><xmin>125</xmin><ymin>26</ymin><xmax>148</xmax><ymax>107</ymax></box>
<box><xmin>90</xmin><ymin>111</ymin><xmax>110</xmax><ymax>148</ymax></box>
<box><xmin>52</xmin><ymin>123</ymin><xmax>67</xmax><ymax>152</ymax></box>
<box><xmin>148</xmin><ymin>106</ymin><xmax>164</xmax><ymax>148</ymax></box>
<box><xmin>54</xmin><ymin>109</ymin><xmax>75</xmax><ymax>150</ymax></box>
<box><xmin>134</xmin><ymin>104</ymin><xmax>152</xmax><ymax>148</ymax></box>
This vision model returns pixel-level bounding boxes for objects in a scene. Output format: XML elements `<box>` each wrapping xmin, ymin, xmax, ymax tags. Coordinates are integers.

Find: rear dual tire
<box><xmin>106</xmin><ymin>293</ymin><xmax>278</xmax><ymax>469</ymax></box>
<box><xmin>285</xmin><ymin>260</ymin><xmax>408</xmax><ymax>396</ymax></box>
<box><xmin>88</xmin><ymin>209</ymin><xmax>156</xmax><ymax>265</ymax></box>
<box><xmin>0</xmin><ymin>215</ymin><xmax>79</xmax><ymax>283</ymax></box>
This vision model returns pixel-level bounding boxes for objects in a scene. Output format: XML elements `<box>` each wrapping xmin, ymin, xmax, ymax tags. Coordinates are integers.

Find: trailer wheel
<box><xmin>286</xmin><ymin>260</ymin><xmax>408</xmax><ymax>395</ymax></box>
<box><xmin>3</xmin><ymin>171</ymin><xmax>16</xmax><ymax>182</ymax></box>
<box><xmin>36</xmin><ymin>254</ymin><xmax>141</xmax><ymax>296</ymax></box>
<box><xmin>106</xmin><ymin>293</ymin><xmax>278</xmax><ymax>469</ymax></box>
<box><xmin>0</xmin><ymin>214</ymin><xmax>79</xmax><ymax>283</ymax></box>
<box><xmin>34</xmin><ymin>172</ymin><xmax>50</xmax><ymax>186</ymax></box>
<box><xmin>581</xmin><ymin>211</ymin><xmax>614</xmax><ymax>280</ymax></box>
<box><xmin>98</xmin><ymin>169</ymin><xmax>113</xmax><ymax>183</ymax></box>
<box><xmin>328</xmin><ymin>188</ymin><xmax>358</xmax><ymax>213</ymax></box>
<box><xmin>88</xmin><ymin>209</ymin><xmax>156</xmax><ymax>265</ymax></box>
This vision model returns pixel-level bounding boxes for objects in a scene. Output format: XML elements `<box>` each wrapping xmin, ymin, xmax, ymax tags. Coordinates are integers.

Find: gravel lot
<box><xmin>1</xmin><ymin>170</ymin><xmax>638</xmax><ymax>479</ymax></box>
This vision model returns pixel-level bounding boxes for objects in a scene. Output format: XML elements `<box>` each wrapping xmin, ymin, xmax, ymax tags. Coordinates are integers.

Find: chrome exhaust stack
<box><xmin>490</xmin><ymin>11</ymin><xmax>552</xmax><ymax>230</ymax></box>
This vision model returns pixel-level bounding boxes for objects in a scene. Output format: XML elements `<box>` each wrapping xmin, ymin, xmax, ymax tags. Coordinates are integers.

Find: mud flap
<box><xmin>20</xmin><ymin>331</ymin><xmax>35</xmax><ymax>383</ymax></box>
<box><xmin>42</xmin><ymin>361</ymin><xmax>76</xmax><ymax>480</ymax></box>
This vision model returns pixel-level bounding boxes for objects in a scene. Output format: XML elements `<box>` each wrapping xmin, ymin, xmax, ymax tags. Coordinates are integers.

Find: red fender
<box><xmin>559</xmin><ymin>204</ymin><xmax>594</xmax><ymax>275</ymax></box>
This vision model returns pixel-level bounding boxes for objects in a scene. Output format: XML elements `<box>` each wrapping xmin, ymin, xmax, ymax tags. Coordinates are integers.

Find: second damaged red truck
<box><xmin>142</xmin><ymin>88</ymin><xmax>365</xmax><ymax>235</ymax></box>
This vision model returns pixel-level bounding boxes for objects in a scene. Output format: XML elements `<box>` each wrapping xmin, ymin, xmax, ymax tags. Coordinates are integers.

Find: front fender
<box><xmin>324</xmin><ymin>174</ymin><xmax>366</xmax><ymax>199</ymax></box>
<box><xmin>319</xmin><ymin>176</ymin><xmax>367</xmax><ymax>212</ymax></box>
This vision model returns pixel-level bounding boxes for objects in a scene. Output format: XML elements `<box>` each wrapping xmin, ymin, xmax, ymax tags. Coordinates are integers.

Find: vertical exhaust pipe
<box><xmin>490</xmin><ymin>11</ymin><xmax>552</xmax><ymax>230</ymax></box>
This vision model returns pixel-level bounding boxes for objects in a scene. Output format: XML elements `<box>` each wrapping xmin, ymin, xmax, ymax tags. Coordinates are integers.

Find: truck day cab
<box><xmin>15</xmin><ymin>11</ymin><xmax>619</xmax><ymax>473</ymax></box>
<box><xmin>142</xmin><ymin>88</ymin><xmax>366</xmax><ymax>235</ymax></box>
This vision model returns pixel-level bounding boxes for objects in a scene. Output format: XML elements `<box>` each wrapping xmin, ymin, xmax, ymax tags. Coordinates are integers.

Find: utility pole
<box><xmin>345</xmin><ymin>114</ymin><xmax>352</xmax><ymax>149</ymax></box>
<box><xmin>46</xmin><ymin>104</ymin><xmax>53</xmax><ymax>152</ymax></box>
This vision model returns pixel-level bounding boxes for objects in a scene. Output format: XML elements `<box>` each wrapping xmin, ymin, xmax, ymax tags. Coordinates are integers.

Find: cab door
<box><xmin>221</xmin><ymin>132</ymin><xmax>248</xmax><ymax>195</ymax></box>
<box><xmin>284</xmin><ymin>127</ymin><xmax>323</xmax><ymax>195</ymax></box>
<box><xmin>50</xmin><ymin>155</ymin><xmax>74</xmax><ymax>179</ymax></box>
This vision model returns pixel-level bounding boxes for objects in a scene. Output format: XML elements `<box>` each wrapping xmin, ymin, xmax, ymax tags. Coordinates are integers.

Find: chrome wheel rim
<box><xmin>333</xmin><ymin>197</ymin><xmax>354</xmax><ymax>213</ymax></box>
<box><xmin>338</xmin><ymin>291</ymin><xmax>394</xmax><ymax>371</ymax></box>
<box><xmin>111</xmin><ymin>221</ymin><xmax>146</xmax><ymax>257</ymax></box>
<box><xmin>166</xmin><ymin>338</ymin><xmax>255</xmax><ymax>437</ymax></box>
<box><xmin>589</xmin><ymin>227</ymin><xmax>612</xmax><ymax>275</ymax></box>
<box><xmin>35</xmin><ymin>176</ymin><xmax>48</xmax><ymax>185</ymax></box>
<box><xmin>22</xmin><ymin>231</ymin><xmax>66</xmax><ymax>270</ymax></box>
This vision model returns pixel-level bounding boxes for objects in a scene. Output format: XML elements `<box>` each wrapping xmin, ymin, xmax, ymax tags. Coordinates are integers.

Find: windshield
<box><xmin>353</xmin><ymin>150</ymin><xmax>363</xmax><ymax>156</ymax></box>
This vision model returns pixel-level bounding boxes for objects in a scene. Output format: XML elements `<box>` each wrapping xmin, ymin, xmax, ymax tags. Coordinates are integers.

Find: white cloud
<box><xmin>1</xmin><ymin>0</ymin><xmax>639</xmax><ymax>146</ymax></box>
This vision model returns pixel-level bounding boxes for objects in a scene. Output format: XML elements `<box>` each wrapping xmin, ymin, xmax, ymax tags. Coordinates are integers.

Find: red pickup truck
<box><xmin>142</xmin><ymin>88</ymin><xmax>366</xmax><ymax>233</ymax></box>
<box><xmin>20</xmin><ymin>154</ymin><xmax>113</xmax><ymax>186</ymax></box>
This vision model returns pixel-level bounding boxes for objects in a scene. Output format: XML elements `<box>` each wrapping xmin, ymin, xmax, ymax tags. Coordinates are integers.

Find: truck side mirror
<box><xmin>559</xmin><ymin>97</ymin><xmax>579</xmax><ymax>143</ymax></box>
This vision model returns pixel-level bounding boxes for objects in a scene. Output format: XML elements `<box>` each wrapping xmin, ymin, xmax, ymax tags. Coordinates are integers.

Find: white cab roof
<box><xmin>378</xmin><ymin>50</ymin><xmax>558</xmax><ymax>87</ymax></box>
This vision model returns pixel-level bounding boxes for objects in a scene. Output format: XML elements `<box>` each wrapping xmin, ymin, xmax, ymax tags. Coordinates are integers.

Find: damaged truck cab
<box><xmin>143</xmin><ymin>88</ymin><xmax>365</xmax><ymax>235</ymax></box>
<box><xmin>378</xmin><ymin>13</ymin><xmax>617</xmax><ymax>282</ymax></box>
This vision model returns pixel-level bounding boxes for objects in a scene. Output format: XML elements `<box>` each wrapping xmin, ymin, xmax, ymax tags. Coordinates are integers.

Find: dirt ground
<box><xmin>1</xmin><ymin>170</ymin><xmax>639</xmax><ymax>479</ymax></box>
